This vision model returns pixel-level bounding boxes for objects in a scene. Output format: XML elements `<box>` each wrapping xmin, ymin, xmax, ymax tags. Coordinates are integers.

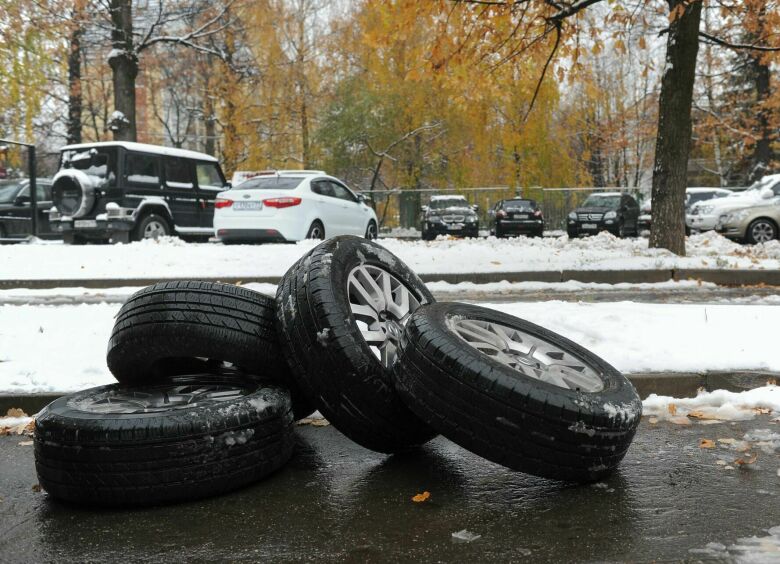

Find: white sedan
<box><xmin>213</xmin><ymin>171</ymin><xmax>378</xmax><ymax>243</ymax></box>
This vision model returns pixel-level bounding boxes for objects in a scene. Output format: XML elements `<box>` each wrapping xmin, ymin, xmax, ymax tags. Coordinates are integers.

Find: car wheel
<box><xmin>275</xmin><ymin>236</ymin><xmax>437</xmax><ymax>453</ymax></box>
<box><xmin>133</xmin><ymin>213</ymin><xmax>171</xmax><ymax>241</ymax></box>
<box><xmin>393</xmin><ymin>302</ymin><xmax>642</xmax><ymax>482</ymax></box>
<box><xmin>107</xmin><ymin>281</ymin><xmax>313</xmax><ymax>419</ymax></box>
<box><xmin>746</xmin><ymin>218</ymin><xmax>777</xmax><ymax>244</ymax></box>
<box><xmin>34</xmin><ymin>374</ymin><xmax>295</xmax><ymax>506</ymax></box>
<box><xmin>365</xmin><ymin>220</ymin><xmax>378</xmax><ymax>240</ymax></box>
<box><xmin>306</xmin><ymin>220</ymin><xmax>325</xmax><ymax>240</ymax></box>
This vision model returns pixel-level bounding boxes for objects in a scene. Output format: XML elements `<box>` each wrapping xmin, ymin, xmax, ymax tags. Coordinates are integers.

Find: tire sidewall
<box><xmin>747</xmin><ymin>219</ymin><xmax>776</xmax><ymax>244</ymax></box>
<box><xmin>134</xmin><ymin>213</ymin><xmax>171</xmax><ymax>241</ymax></box>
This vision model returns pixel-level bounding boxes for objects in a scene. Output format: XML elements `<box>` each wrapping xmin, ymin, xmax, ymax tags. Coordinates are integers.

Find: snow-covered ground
<box><xmin>3</xmin><ymin>231</ymin><xmax>780</xmax><ymax>281</ymax></box>
<box><xmin>1</xmin><ymin>298</ymin><xmax>778</xmax><ymax>393</ymax></box>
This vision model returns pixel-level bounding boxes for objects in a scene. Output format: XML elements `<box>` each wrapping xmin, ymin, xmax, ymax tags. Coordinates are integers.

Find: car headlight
<box><xmin>428</xmin><ymin>215</ymin><xmax>441</xmax><ymax>223</ymax></box>
<box><xmin>604</xmin><ymin>211</ymin><xmax>617</xmax><ymax>220</ymax></box>
<box><xmin>467</xmin><ymin>216</ymin><xmax>477</xmax><ymax>223</ymax></box>
<box><xmin>568</xmin><ymin>211</ymin><xmax>577</xmax><ymax>220</ymax></box>
<box><xmin>698</xmin><ymin>205</ymin><xmax>714</xmax><ymax>214</ymax></box>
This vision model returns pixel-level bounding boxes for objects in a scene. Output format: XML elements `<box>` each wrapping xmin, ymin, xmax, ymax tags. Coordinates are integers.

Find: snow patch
<box><xmin>316</xmin><ymin>327</ymin><xmax>331</xmax><ymax>346</ymax></box>
<box><xmin>643</xmin><ymin>386</ymin><xmax>780</xmax><ymax>421</ymax></box>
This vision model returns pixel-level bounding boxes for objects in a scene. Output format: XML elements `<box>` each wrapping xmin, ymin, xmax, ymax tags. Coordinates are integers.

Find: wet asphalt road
<box><xmin>2</xmin><ymin>418</ymin><xmax>780</xmax><ymax>563</ymax></box>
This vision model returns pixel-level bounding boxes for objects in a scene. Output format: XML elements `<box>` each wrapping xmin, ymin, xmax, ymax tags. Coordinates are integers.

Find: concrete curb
<box><xmin>2</xmin><ymin>269</ymin><xmax>780</xmax><ymax>289</ymax></box>
<box><xmin>2</xmin><ymin>371</ymin><xmax>776</xmax><ymax>415</ymax></box>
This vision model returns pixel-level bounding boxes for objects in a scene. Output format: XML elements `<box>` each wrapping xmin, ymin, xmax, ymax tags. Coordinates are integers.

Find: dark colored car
<box><xmin>420</xmin><ymin>196</ymin><xmax>479</xmax><ymax>240</ymax></box>
<box><xmin>0</xmin><ymin>178</ymin><xmax>57</xmax><ymax>241</ymax></box>
<box><xmin>567</xmin><ymin>192</ymin><xmax>640</xmax><ymax>238</ymax></box>
<box><xmin>49</xmin><ymin>141</ymin><xmax>229</xmax><ymax>244</ymax></box>
<box><xmin>488</xmin><ymin>198</ymin><xmax>544</xmax><ymax>238</ymax></box>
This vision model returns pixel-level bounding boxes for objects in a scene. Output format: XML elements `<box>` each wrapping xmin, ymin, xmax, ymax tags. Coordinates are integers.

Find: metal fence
<box><xmin>368</xmin><ymin>186</ymin><xmax>646</xmax><ymax>232</ymax></box>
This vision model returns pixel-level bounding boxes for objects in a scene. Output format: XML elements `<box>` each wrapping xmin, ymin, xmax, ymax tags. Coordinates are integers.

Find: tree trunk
<box><xmin>649</xmin><ymin>0</ymin><xmax>702</xmax><ymax>255</ymax></box>
<box><xmin>297</xmin><ymin>12</ymin><xmax>310</xmax><ymax>168</ymax></box>
<box><xmin>108</xmin><ymin>0</ymin><xmax>137</xmax><ymax>141</ymax></box>
<box><xmin>746</xmin><ymin>8</ymin><xmax>772</xmax><ymax>183</ymax></box>
<box><xmin>66</xmin><ymin>8</ymin><xmax>83</xmax><ymax>145</ymax></box>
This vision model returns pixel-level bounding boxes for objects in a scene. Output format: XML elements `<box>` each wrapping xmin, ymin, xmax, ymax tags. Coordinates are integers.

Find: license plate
<box><xmin>513</xmin><ymin>213</ymin><xmax>529</xmax><ymax>219</ymax></box>
<box><xmin>449</xmin><ymin>224</ymin><xmax>463</xmax><ymax>230</ymax></box>
<box><xmin>582</xmin><ymin>223</ymin><xmax>597</xmax><ymax>230</ymax></box>
<box><xmin>74</xmin><ymin>220</ymin><xmax>98</xmax><ymax>228</ymax></box>
<box><xmin>233</xmin><ymin>201</ymin><xmax>263</xmax><ymax>211</ymax></box>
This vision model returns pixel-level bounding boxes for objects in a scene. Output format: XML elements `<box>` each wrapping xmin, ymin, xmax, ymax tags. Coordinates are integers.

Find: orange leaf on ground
<box><xmin>412</xmin><ymin>491</ymin><xmax>431</xmax><ymax>503</ymax></box>
<box><xmin>735</xmin><ymin>453</ymin><xmax>758</xmax><ymax>466</ymax></box>
<box><xmin>699</xmin><ymin>439</ymin><xmax>716</xmax><ymax>449</ymax></box>
<box><xmin>668</xmin><ymin>404</ymin><xmax>677</xmax><ymax>416</ymax></box>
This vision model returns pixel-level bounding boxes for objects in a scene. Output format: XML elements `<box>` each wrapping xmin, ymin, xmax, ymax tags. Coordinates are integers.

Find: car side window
<box><xmin>37</xmin><ymin>183</ymin><xmax>51</xmax><ymax>201</ymax></box>
<box><xmin>311</xmin><ymin>180</ymin><xmax>334</xmax><ymax>197</ymax></box>
<box><xmin>330</xmin><ymin>181</ymin><xmax>357</xmax><ymax>203</ymax></box>
<box><xmin>196</xmin><ymin>163</ymin><xmax>224</xmax><ymax>190</ymax></box>
<box><xmin>770</xmin><ymin>181</ymin><xmax>780</xmax><ymax>196</ymax></box>
<box><xmin>165</xmin><ymin>158</ymin><xmax>193</xmax><ymax>189</ymax></box>
<box><xmin>125</xmin><ymin>153</ymin><xmax>161</xmax><ymax>186</ymax></box>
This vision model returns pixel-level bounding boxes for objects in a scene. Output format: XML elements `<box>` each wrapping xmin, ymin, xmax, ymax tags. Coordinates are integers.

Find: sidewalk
<box><xmin>2</xmin><ymin>268</ymin><xmax>780</xmax><ymax>289</ymax></box>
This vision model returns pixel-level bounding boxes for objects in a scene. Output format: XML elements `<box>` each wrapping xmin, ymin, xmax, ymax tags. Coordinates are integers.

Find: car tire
<box><xmin>306</xmin><ymin>220</ymin><xmax>325</xmax><ymax>240</ymax></box>
<box><xmin>133</xmin><ymin>213</ymin><xmax>172</xmax><ymax>241</ymax></box>
<box><xmin>275</xmin><ymin>235</ymin><xmax>437</xmax><ymax>453</ymax></box>
<box><xmin>393</xmin><ymin>302</ymin><xmax>642</xmax><ymax>482</ymax></box>
<box><xmin>107</xmin><ymin>281</ymin><xmax>313</xmax><ymax>420</ymax></box>
<box><xmin>34</xmin><ymin>374</ymin><xmax>295</xmax><ymax>507</ymax></box>
<box><xmin>365</xmin><ymin>220</ymin><xmax>378</xmax><ymax>240</ymax></box>
<box><xmin>745</xmin><ymin>218</ymin><xmax>777</xmax><ymax>244</ymax></box>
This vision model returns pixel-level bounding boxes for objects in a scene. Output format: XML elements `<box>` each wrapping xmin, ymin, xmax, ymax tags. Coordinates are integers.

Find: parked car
<box><xmin>49</xmin><ymin>141</ymin><xmax>228</xmax><ymax>244</ymax></box>
<box><xmin>420</xmin><ymin>195</ymin><xmax>479</xmax><ymax>240</ymax></box>
<box><xmin>567</xmin><ymin>192</ymin><xmax>639</xmax><ymax>238</ymax></box>
<box><xmin>0</xmin><ymin>178</ymin><xmax>56</xmax><ymax>240</ymax></box>
<box><xmin>715</xmin><ymin>197</ymin><xmax>780</xmax><ymax>243</ymax></box>
<box><xmin>687</xmin><ymin>174</ymin><xmax>780</xmax><ymax>234</ymax></box>
<box><xmin>488</xmin><ymin>198</ymin><xmax>543</xmax><ymax>238</ymax></box>
<box><xmin>213</xmin><ymin>171</ymin><xmax>378</xmax><ymax>243</ymax></box>
<box><xmin>638</xmin><ymin>187</ymin><xmax>733</xmax><ymax>233</ymax></box>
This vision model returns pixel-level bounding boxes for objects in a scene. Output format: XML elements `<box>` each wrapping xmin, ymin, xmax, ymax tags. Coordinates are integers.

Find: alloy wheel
<box><xmin>347</xmin><ymin>264</ymin><xmax>421</xmax><ymax>367</ymax></box>
<box><xmin>447</xmin><ymin>317</ymin><xmax>604</xmax><ymax>392</ymax></box>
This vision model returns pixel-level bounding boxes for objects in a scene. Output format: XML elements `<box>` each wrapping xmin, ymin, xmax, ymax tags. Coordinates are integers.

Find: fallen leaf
<box><xmin>6</xmin><ymin>408</ymin><xmax>26</xmax><ymax>418</ymax></box>
<box><xmin>31</xmin><ymin>484</ymin><xmax>42</xmax><ymax>492</ymax></box>
<box><xmin>688</xmin><ymin>410</ymin><xmax>708</xmax><ymax>419</ymax></box>
<box><xmin>716</xmin><ymin>460</ymin><xmax>727</xmax><ymax>465</ymax></box>
<box><xmin>734</xmin><ymin>453</ymin><xmax>758</xmax><ymax>466</ymax></box>
<box><xmin>767</xmin><ymin>378</ymin><xmax>777</xmax><ymax>386</ymax></box>
<box><xmin>699</xmin><ymin>439</ymin><xmax>716</xmax><ymax>449</ymax></box>
<box><xmin>668</xmin><ymin>416</ymin><xmax>691</xmax><ymax>426</ymax></box>
<box><xmin>412</xmin><ymin>491</ymin><xmax>431</xmax><ymax>503</ymax></box>
<box><xmin>310</xmin><ymin>419</ymin><xmax>330</xmax><ymax>427</ymax></box>
<box><xmin>754</xmin><ymin>407</ymin><xmax>771</xmax><ymax>415</ymax></box>
<box><xmin>668</xmin><ymin>404</ymin><xmax>677</xmax><ymax>416</ymax></box>
<box><xmin>718</xmin><ymin>438</ymin><xmax>737</xmax><ymax>445</ymax></box>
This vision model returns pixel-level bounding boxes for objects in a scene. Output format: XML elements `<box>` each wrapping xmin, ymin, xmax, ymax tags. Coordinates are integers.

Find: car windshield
<box><xmin>504</xmin><ymin>199</ymin><xmax>536</xmax><ymax>211</ymax></box>
<box><xmin>430</xmin><ymin>198</ymin><xmax>468</xmax><ymax>210</ymax></box>
<box><xmin>0</xmin><ymin>180</ymin><xmax>24</xmax><ymax>204</ymax></box>
<box><xmin>582</xmin><ymin>194</ymin><xmax>621</xmax><ymax>209</ymax></box>
<box><xmin>746</xmin><ymin>175</ymin><xmax>780</xmax><ymax>194</ymax></box>
<box><xmin>237</xmin><ymin>176</ymin><xmax>304</xmax><ymax>190</ymax></box>
<box><xmin>687</xmin><ymin>192</ymin><xmax>719</xmax><ymax>206</ymax></box>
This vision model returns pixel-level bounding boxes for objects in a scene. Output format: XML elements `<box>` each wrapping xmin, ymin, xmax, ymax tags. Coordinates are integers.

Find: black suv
<box><xmin>488</xmin><ymin>198</ymin><xmax>544</xmax><ymax>238</ymax></box>
<box><xmin>0</xmin><ymin>178</ymin><xmax>57</xmax><ymax>241</ymax></box>
<box><xmin>420</xmin><ymin>196</ymin><xmax>479</xmax><ymax>240</ymax></box>
<box><xmin>567</xmin><ymin>192</ymin><xmax>639</xmax><ymax>238</ymax></box>
<box><xmin>50</xmin><ymin>142</ymin><xmax>228</xmax><ymax>244</ymax></box>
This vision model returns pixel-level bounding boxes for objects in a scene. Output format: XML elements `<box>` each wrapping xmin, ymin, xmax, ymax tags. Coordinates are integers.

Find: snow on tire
<box><xmin>34</xmin><ymin>373</ymin><xmax>295</xmax><ymax>506</ymax></box>
<box><xmin>275</xmin><ymin>235</ymin><xmax>437</xmax><ymax>453</ymax></box>
<box><xmin>393</xmin><ymin>302</ymin><xmax>642</xmax><ymax>482</ymax></box>
<box><xmin>106</xmin><ymin>280</ymin><xmax>313</xmax><ymax>420</ymax></box>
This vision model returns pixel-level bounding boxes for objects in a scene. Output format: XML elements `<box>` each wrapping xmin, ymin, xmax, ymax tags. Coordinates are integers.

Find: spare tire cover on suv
<box><xmin>52</xmin><ymin>168</ymin><xmax>97</xmax><ymax>218</ymax></box>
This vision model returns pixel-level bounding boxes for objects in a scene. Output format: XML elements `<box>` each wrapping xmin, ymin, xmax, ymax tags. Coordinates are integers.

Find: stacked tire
<box><xmin>35</xmin><ymin>236</ymin><xmax>642</xmax><ymax>507</ymax></box>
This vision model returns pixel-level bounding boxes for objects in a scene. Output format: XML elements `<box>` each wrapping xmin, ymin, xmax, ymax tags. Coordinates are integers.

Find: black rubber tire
<box><xmin>132</xmin><ymin>213</ymin><xmax>172</xmax><ymax>241</ymax></box>
<box><xmin>34</xmin><ymin>374</ymin><xmax>295</xmax><ymax>506</ymax></box>
<box><xmin>275</xmin><ymin>236</ymin><xmax>437</xmax><ymax>453</ymax></box>
<box><xmin>365</xmin><ymin>220</ymin><xmax>378</xmax><ymax>240</ymax></box>
<box><xmin>393</xmin><ymin>302</ymin><xmax>642</xmax><ymax>482</ymax></box>
<box><xmin>745</xmin><ymin>218</ymin><xmax>778</xmax><ymax>244</ymax></box>
<box><xmin>306</xmin><ymin>220</ymin><xmax>325</xmax><ymax>240</ymax></box>
<box><xmin>107</xmin><ymin>281</ymin><xmax>313</xmax><ymax>419</ymax></box>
